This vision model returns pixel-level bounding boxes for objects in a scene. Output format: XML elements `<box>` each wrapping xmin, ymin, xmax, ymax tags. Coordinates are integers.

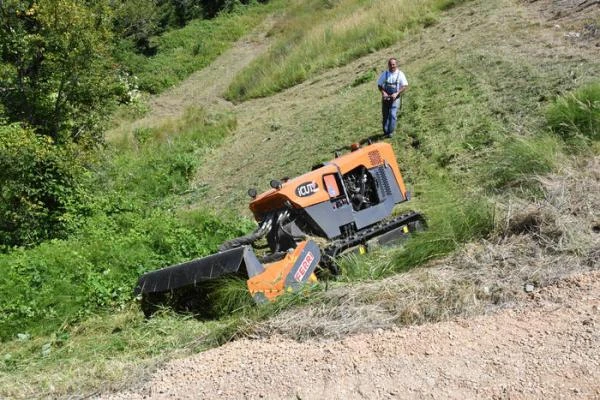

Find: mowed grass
<box><xmin>225</xmin><ymin>0</ymin><xmax>470</xmax><ymax>101</ymax></box>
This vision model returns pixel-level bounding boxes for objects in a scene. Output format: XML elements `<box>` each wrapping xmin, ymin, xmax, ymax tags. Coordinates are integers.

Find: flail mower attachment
<box><xmin>135</xmin><ymin>240</ymin><xmax>320</xmax><ymax>316</ymax></box>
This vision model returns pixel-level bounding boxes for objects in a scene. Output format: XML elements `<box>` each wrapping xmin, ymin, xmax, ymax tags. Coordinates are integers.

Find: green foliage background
<box><xmin>0</xmin><ymin>0</ymin><xmax>118</xmax><ymax>143</ymax></box>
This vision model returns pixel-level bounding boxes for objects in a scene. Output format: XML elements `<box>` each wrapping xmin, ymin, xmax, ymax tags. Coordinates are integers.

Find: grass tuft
<box><xmin>484</xmin><ymin>134</ymin><xmax>562</xmax><ymax>194</ymax></box>
<box><xmin>207</xmin><ymin>277</ymin><xmax>256</xmax><ymax>316</ymax></box>
<box><xmin>546</xmin><ymin>81</ymin><xmax>600</xmax><ymax>149</ymax></box>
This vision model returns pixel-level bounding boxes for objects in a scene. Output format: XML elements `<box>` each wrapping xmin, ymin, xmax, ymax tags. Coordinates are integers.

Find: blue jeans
<box><xmin>382</xmin><ymin>97</ymin><xmax>401</xmax><ymax>137</ymax></box>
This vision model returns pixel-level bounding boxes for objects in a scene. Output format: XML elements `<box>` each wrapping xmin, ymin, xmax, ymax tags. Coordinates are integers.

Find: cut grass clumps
<box><xmin>202</xmin><ymin>277</ymin><xmax>256</xmax><ymax>317</ymax></box>
<box><xmin>546</xmin><ymin>81</ymin><xmax>600</xmax><ymax>149</ymax></box>
<box><xmin>351</xmin><ymin>68</ymin><xmax>377</xmax><ymax>87</ymax></box>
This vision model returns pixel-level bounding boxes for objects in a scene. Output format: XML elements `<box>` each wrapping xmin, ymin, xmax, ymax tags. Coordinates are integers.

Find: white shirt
<box><xmin>377</xmin><ymin>70</ymin><xmax>408</xmax><ymax>94</ymax></box>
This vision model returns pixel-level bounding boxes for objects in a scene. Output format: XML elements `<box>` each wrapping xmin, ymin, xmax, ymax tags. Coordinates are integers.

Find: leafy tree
<box><xmin>167</xmin><ymin>0</ymin><xmax>205</xmax><ymax>25</ymax></box>
<box><xmin>112</xmin><ymin>0</ymin><xmax>162</xmax><ymax>54</ymax></box>
<box><xmin>156</xmin><ymin>0</ymin><xmax>205</xmax><ymax>28</ymax></box>
<box><xmin>0</xmin><ymin>0</ymin><xmax>120</xmax><ymax>145</ymax></box>
<box><xmin>202</xmin><ymin>0</ymin><xmax>263</xmax><ymax>18</ymax></box>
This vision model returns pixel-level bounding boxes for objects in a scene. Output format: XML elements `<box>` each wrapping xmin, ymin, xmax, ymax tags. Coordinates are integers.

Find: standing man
<box><xmin>377</xmin><ymin>58</ymin><xmax>408</xmax><ymax>138</ymax></box>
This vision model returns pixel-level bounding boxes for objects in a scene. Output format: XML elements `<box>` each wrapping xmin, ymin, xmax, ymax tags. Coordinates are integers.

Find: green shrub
<box><xmin>0</xmin><ymin>123</ymin><xmax>86</xmax><ymax>248</ymax></box>
<box><xmin>0</xmin><ymin>0</ymin><xmax>118</xmax><ymax>144</ymax></box>
<box><xmin>0</xmin><ymin>208</ymin><xmax>249</xmax><ymax>341</ymax></box>
<box><xmin>546</xmin><ymin>82</ymin><xmax>600</xmax><ymax>148</ymax></box>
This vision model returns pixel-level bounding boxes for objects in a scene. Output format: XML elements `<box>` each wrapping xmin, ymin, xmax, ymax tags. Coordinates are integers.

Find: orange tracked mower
<box><xmin>136</xmin><ymin>140</ymin><xmax>425</xmax><ymax>316</ymax></box>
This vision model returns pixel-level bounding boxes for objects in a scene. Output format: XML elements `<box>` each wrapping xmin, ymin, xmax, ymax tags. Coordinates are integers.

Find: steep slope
<box><xmin>107</xmin><ymin>17</ymin><xmax>275</xmax><ymax>140</ymax></box>
<box><xmin>98</xmin><ymin>0</ymin><xmax>599</xmax><ymax>398</ymax></box>
<box><xmin>192</xmin><ymin>0</ymin><xmax>600</xmax><ymax>214</ymax></box>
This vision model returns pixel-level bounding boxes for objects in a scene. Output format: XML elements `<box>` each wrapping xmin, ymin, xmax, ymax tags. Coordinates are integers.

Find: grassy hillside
<box><xmin>225</xmin><ymin>0</ymin><xmax>468</xmax><ymax>101</ymax></box>
<box><xmin>1</xmin><ymin>0</ymin><xmax>598</xmax><ymax>398</ymax></box>
<box><xmin>116</xmin><ymin>1</ymin><xmax>278</xmax><ymax>94</ymax></box>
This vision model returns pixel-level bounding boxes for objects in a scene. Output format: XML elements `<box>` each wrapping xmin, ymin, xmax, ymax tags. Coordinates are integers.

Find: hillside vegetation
<box><xmin>225</xmin><ymin>0</ymin><xmax>469</xmax><ymax>101</ymax></box>
<box><xmin>0</xmin><ymin>0</ymin><xmax>599</xmax><ymax>398</ymax></box>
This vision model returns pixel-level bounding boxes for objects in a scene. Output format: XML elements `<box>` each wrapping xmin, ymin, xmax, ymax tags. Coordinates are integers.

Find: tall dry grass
<box><xmin>226</xmin><ymin>0</ymin><xmax>468</xmax><ymax>101</ymax></box>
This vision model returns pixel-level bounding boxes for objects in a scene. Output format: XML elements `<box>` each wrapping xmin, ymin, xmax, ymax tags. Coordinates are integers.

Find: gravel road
<box><xmin>101</xmin><ymin>271</ymin><xmax>599</xmax><ymax>400</ymax></box>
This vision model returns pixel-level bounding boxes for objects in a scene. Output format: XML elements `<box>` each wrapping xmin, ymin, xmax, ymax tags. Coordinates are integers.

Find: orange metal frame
<box><xmin>246</xmin><ymin>241</ymin><xmax>317</xmax><ymax>301</ymax></box>
<box><xmin>249</xmin><ymin>142</ymin><xmax>407</xmax><ymax>218</ymax></box>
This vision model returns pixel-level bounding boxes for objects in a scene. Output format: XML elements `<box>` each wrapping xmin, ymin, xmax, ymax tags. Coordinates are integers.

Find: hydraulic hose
<box><xmin>218</xmin><ymin>216</ymin><xmax>273</xmax><ymax>252</ymax></box>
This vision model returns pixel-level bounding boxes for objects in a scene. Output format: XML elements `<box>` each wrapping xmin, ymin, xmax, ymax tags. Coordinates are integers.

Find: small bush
<box><xmin>546</xmin><ymin>82</ymin><xmax>600</xmax><ymax>148</ymax></box>
<box><xmin>0</xmin><ymin>124</ymin><xmax>86</xmax><ymax>247</ymax></box>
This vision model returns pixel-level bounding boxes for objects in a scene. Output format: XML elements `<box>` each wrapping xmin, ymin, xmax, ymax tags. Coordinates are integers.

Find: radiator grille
<box><xmin>368</xmin><ymin>150</ymin><xmax>382</xmax><ymax>167</ymax></box>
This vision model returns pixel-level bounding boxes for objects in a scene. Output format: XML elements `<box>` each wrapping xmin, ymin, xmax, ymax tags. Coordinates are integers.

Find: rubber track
<box><xmin>322</xmin><ymin>211</ymin><xmax>424</xmax><ymax>270</ymax></box>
